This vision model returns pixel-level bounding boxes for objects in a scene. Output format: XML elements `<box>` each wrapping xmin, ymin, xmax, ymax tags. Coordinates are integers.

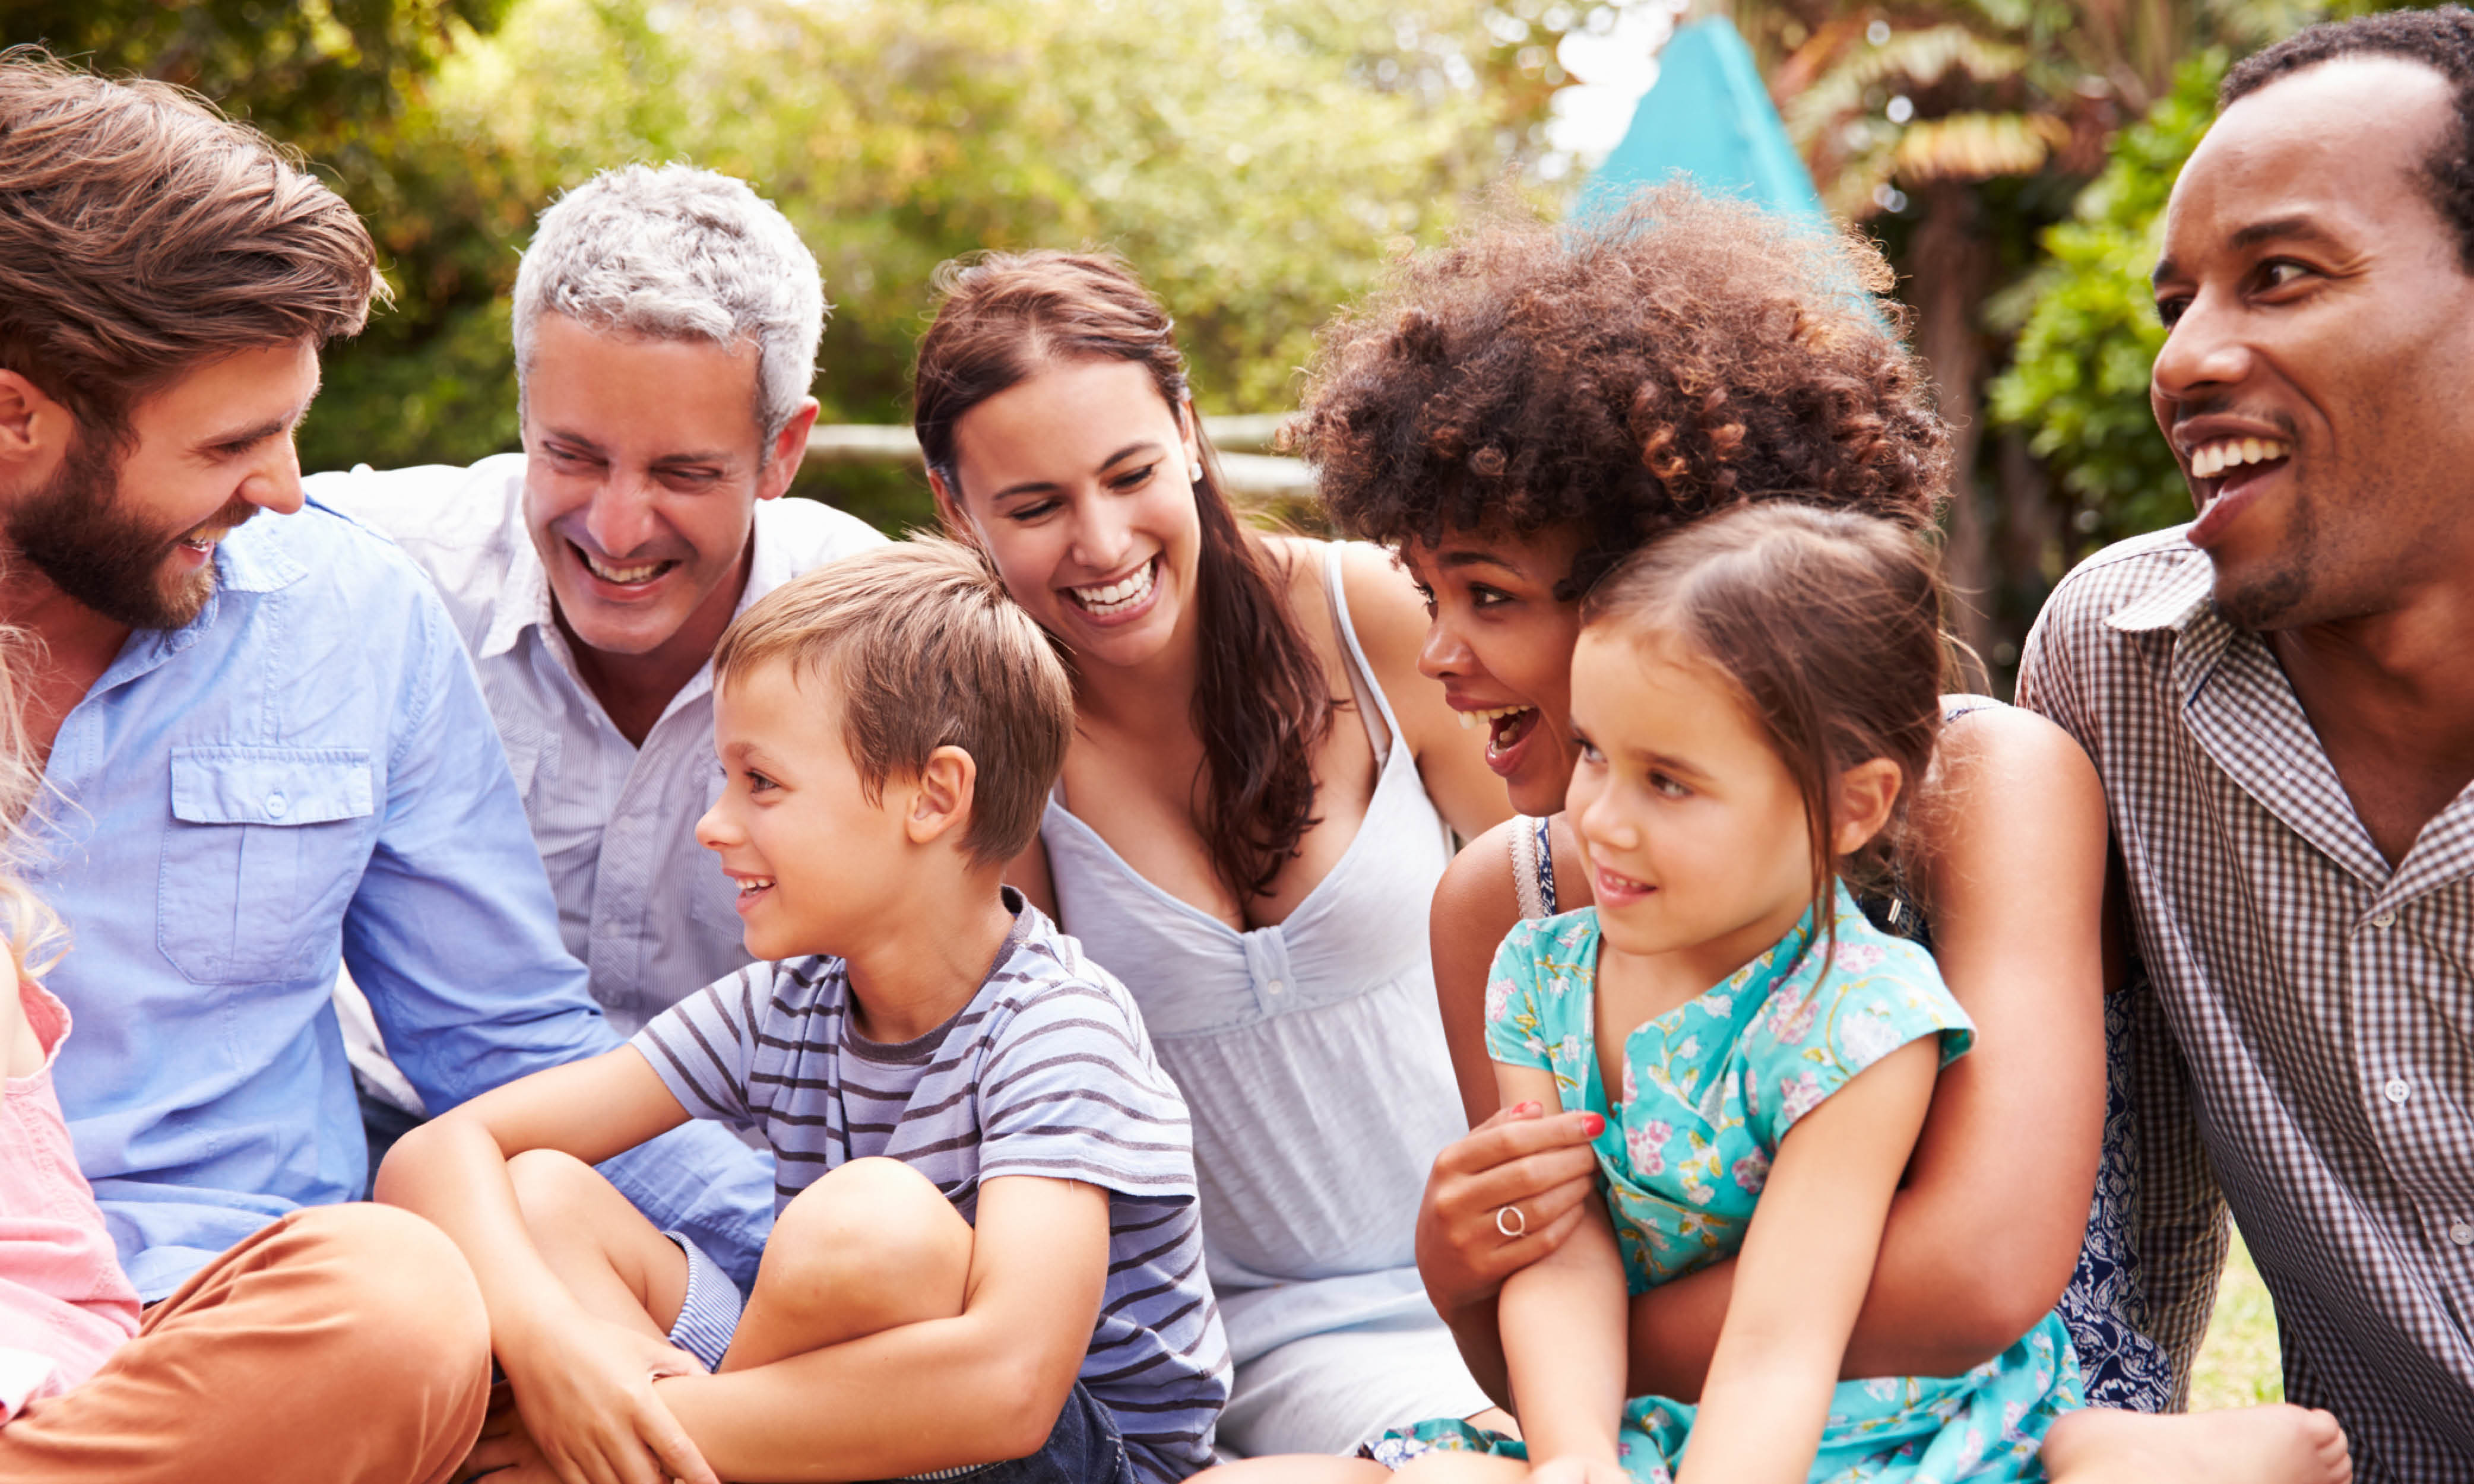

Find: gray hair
<box><xmin>512</xmin><ymin>163</ymin><xmax>826</xmax><ymax>454</ymax></box>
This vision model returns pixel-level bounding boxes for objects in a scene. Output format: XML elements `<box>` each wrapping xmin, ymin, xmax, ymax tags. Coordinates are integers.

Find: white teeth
<box><xmin>2189</xmin><ymin>437</ymin><xmax>2290</xmax><ymax>480</ymax></box>
<box><xmin>1458</xmin><ymin>705</ymin><xmax>1532</xmax><ymax>731</ymax></box>
<box><xmin>1070</xmin><ymin>559</ymin><xmax>1157</xmax><ymax>615</ymax></box>
<box><xmin>582</xmin><ymin>550</ymin><xmax>667</xmax><ymax>584</ymax></box>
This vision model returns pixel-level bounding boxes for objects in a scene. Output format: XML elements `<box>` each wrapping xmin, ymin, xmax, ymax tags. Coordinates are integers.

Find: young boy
<box><xmin>378</xmin><ymin>538</ymin><xmax>1230</xmax><ymax>1484</ymax></box>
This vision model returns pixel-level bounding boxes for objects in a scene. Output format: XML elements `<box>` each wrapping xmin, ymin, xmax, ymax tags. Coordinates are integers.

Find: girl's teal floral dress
<box><xmin>1372</xmin><ymin>887</ymin><xmax>2083</xmax><ymax>1482</ymax></box>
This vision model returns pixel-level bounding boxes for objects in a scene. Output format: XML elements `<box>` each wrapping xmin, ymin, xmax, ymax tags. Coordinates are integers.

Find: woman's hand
<box><xmin>497</xmin><ymin>1315</ymin><xmax>717</xmax><ymax>1484</ymax></box>
<box><xmin>1417</xmin><ymin>1101</ymin><xmax>1602</xmax><ymax>1319</ymax></box>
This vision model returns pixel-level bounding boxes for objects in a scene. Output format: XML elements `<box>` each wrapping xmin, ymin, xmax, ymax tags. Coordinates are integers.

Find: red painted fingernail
<box><xmin>1581</xmin><ymin>1113</ymin><xmax>1605</xmax><ymax>1136</ymax></box>
<box><xmin>1517</xmin><ymin>1101</ymin><xmax>1542</xmax><ymax>1117</ymax></box>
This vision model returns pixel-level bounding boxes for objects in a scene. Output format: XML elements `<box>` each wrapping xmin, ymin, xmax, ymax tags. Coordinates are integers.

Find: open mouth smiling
<box><xmin>2182</xmin><ymin>433</ymin><xmax>2293</xmax><ymax>546</ymax></box>
<box><xmin>1065</xmin><ymin>554</ymin><xmax>1160</xmax><ymax>617</ymax></box>
<box><xmin>574</xmin><ymin>541</ymin><xmax>679</xmax><ymax>588</ymax></box>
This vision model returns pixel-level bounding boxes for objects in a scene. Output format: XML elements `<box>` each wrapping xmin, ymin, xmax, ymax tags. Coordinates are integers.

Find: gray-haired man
<box><xmin>314</xmin><ymin>167</ymin><xmax>884</xmax><ymax>1106</ymax></box>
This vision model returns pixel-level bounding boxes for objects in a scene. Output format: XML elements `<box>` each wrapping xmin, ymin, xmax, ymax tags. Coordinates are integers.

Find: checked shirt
<box><xmin>2018</xmin><ymin>528</ymin><xmax>2474</xmax><ymax>1483</ymax></box>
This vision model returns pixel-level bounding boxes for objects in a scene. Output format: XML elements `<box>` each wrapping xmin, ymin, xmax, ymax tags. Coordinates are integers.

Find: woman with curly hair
<box><xmin>913</xmin><ymin>249</ymin><xmax>1518</xmax><ymax>1461</ymax></box>
<box><xmin>1262</xmin><ymin>184</ymin><xmax>2342</xmax><ymax>1481</ymax></box>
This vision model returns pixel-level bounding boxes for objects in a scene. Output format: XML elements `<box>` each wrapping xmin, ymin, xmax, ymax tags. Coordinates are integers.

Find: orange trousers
<box><xmin>0</xmin><ymin>1201</ymin><xmax>491</xmax><ymax>1483</ymax></box>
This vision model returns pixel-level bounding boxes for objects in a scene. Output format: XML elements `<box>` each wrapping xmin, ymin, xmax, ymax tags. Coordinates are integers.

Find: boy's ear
<box><xmin>1830</xmin><ymin>757</ymin><xmax>1903</xmax><ymax>857</ymax></box>
<box><xmin>904</xmin><ymin>744</ymin><xmax>979</xmax><ymax>849</ymax></box>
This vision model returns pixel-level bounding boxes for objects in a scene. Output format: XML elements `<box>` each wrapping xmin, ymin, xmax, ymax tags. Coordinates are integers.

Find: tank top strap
<box><xmin>1508</xmin><ymin>813</ymin><xmax>1558</xmax><ymax>920</ymax></box>
<box><xmin>1322</xmin><ymin>541</ymin><xmax>1396</xmax><ymax>767</ymax></box>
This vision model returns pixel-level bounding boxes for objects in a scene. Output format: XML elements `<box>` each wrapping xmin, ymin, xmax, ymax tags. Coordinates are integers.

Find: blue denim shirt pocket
<box><xmin>160</xmin><ymin>746</ymin><xmax>378</xmax><ymax>984</ymax></box>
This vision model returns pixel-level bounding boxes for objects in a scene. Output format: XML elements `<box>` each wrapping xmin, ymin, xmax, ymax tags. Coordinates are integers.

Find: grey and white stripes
<box><xmin>632</xmin><ymin>898</ymin><xmax>1230</xmax><ymax>1482</ymax></box>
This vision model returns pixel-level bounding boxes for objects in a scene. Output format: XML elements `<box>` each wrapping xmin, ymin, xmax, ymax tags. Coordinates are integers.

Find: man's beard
<box><xmin>6</xmin><ymin>436</ymin><xmax>252</xmax><ymax>631</ymax></box>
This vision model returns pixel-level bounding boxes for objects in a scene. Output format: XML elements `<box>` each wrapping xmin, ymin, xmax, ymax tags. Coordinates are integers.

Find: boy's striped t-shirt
<box><xmin>629</xmin><ymin>893</ymin><xmax>1230</xmax><ymax>1482</ymax></box>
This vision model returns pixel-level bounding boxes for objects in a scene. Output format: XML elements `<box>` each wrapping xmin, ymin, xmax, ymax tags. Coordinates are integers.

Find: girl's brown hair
<box><xmin>914</xmin><ymin>250</ymin><xmax>1332</xmax><ymax>901</ymax></box>
<box><xmin>1582</xmin><ymin>502</ymin><xmax>1949</xmax><ymax>967</ymax></box>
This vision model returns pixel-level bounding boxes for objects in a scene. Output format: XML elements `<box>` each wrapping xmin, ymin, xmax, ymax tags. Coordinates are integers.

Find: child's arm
<box><xmin>650</xmin><ymin>1171</ymin><xmax>1112</xmax><ymax>1482</ymax></box>
<box><xmin>374</xmin><ymin>1046</ymin><xmax>711</xmax><ymax>1484</ymax></box>
<box><xmin>1672</xmin><ymin>1035</ymin><xmax>1941</xmax><ymax>1484</ymax></box>
<box><xmin>1491</xmin><ymin>1061</ymin><xmax>1630</xmax><ymax>1483</ymax></box>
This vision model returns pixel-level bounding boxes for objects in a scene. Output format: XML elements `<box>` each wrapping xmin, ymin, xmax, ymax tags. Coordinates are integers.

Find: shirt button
<box><xmin>2384</xmin><ymin>1077</ymin><xmax>2413</xmax><ymax>1105</ymax></box>
<box><xmin>2454</xmin><ymin>1222</ymin><xmax>2474</xmax><ymax>1247</ymax></box>
<box><xmin>1265</xmin><ymin>979</ymin><xmax>1285</xmax><ymax>996</ymax></box>
<box><xmin>2372</xmin><ymin>911</ymin><xmax>2397</xmax><ymax>928</ymax></box>
<box><xmin>264</xmin><ymin>792</ymin><xmax>288</xmax><ymax>819</ymax></box>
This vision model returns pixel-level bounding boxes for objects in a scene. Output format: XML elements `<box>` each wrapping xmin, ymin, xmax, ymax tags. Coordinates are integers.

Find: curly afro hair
<box><xmin>1294</xmin><ymin>182</ymin><xmax>1950</xmax><ymax>597</ymax></box>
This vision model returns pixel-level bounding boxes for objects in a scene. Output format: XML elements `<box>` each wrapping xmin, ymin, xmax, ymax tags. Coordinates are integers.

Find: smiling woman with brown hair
<box><xmin>914</xmin><ymin>248</ymin><xmax>1517</xmax><ymax>1460</ymax></box>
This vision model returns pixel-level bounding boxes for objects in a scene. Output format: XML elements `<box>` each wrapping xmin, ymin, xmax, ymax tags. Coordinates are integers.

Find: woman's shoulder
<box><xmin>1931</xmin><ymin>695</ymin><xmax>2094</xmax><ymax>787</ymax></box>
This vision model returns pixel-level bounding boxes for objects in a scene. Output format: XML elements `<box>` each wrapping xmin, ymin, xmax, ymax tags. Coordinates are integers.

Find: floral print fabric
<box><xmin>1373</xmin><ymin>889</ymin><xmax>2085</xmax><ymax>1481</ymax></box>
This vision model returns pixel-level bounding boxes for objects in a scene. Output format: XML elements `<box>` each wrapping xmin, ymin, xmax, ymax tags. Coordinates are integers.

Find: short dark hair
<box><xmin>1295</xmin><ymin>182</ymin><xmax>1949</xmax><ymax>600</ymax></box>
<box><xmin>0</xmin><ymin>48</ymin><xmax>381</xmax><ymax>448</ymax></box>
<box><xmin>2222</xmin><ymin>6</ymin><xmax>2474</xmax><ymax>273</ymax></box>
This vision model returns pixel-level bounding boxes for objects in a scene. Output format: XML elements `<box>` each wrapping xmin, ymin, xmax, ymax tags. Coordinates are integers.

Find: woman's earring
<box><xmin>1188</xmin><ymin>461</ymin><xmax>1204</xmax><ymax>484</ymax></box>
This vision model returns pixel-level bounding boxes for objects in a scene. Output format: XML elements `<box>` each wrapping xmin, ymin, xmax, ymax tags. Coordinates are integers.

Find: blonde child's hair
<box><xmin>0</xmin><ymin>619</ymin><xmax>65</xmax><ymax>978</ymax></box>
<box><xmin>712</xmin><ymin>537</ymin><xmax>1073</xmax><ymax>867</ymax></box>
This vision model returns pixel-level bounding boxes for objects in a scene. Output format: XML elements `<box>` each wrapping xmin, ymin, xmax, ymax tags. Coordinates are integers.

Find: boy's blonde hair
<box><xmin>714</xmin><ymin>537</ymin><xmax>1072</xmax><ymax>867</ymax></box>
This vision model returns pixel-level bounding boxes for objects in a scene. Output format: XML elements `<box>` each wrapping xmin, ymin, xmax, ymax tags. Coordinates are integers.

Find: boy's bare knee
<box><xmin>505</xmin><ymin>1147</ymin><xmax>603</xmax><ymax>1228</ymax></box>
<box><xmin>759</xmin><ymin>1157</ymin><xmax>971</xmax><ymax>1320</ymax></box>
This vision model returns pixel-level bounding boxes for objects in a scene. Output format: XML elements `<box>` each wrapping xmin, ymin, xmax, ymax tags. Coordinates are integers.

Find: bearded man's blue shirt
<box><xmin>26</xmin><ymin>497</ymin><xmax>772</xmax><ymax>1300</ymax></box>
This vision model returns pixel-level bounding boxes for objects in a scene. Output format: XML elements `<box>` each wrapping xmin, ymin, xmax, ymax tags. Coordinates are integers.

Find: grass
<box><xmin>2187</xmin><ymin>1229</ymin><xmax>2284</xmax><ymax>1409</ymax></box>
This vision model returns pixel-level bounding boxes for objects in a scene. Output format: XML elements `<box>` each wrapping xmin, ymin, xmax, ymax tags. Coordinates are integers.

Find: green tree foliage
<box><xmin>8</xmin><ymin>0</ymin><xmax>514</xmax><ymax>150</ymax></box>
<box><xmin>294</xmin><ymin>0</ymin><xmax>1528</xmax><ymax>526</ymax></box>
<box><xmin>1988</xmin><ymin>50</ymin><xmax>2226</xmax><ymax>545</ymax></box>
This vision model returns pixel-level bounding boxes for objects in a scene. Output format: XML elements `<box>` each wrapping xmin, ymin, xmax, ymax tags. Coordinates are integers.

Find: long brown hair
<box><xmin>914</xmin><ymin>249</ymin><xmax>1333</xmax><ymax>901</ymax></box>
<box><xmin>1582</xmin><ymin>502</ymin><xmax>1950</xmax><ymax>975</ymax></box>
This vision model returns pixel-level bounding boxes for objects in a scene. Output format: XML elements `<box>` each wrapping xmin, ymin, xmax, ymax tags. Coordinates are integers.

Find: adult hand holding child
<box><xmin>1414</xmin><ymin>1102</ymin><xmax>1601</xmax><ymax>1328</ymax></box>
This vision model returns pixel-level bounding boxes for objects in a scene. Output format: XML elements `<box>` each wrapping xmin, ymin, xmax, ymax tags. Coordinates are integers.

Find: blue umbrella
<box><xmin>1574</xmin><ymin>15</ymin><xmax>1829</xmax><ymax>230</ymax></box>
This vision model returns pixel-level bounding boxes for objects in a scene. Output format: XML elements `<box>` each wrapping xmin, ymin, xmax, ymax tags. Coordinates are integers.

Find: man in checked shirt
<box><xmin>2019</xmin><ymin>10</ymin><xmax>2474</xmax><ymax>1480</ymax></box>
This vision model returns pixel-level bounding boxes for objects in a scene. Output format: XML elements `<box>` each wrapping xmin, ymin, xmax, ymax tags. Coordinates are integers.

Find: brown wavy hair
<box><xmin>0</xmin><ymin>48</ymin><xmax>379</xmax><ymax>451</ymax></box>
<box><xmin>1295</xmin><ymin>183</ymin><xmax>1948</xmax><ymax>598</ymax></box>
<box><xmin>914</xmin><ymin>250</ymin><xmax>1333</xmax><ymax>902</ymax></box>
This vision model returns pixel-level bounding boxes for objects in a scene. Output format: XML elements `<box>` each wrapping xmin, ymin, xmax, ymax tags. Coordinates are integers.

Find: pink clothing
<box><xmin>0</xmin><ymin>978</ymin><xmax>141</xmax><ymax>1421</ymax></box>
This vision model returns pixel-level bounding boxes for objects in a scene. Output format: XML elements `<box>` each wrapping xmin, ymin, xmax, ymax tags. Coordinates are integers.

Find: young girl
<box><xmin>1376</xmin><ymin>502</ymin><xmax>2082</xmax><ymax>1483</ymax></box>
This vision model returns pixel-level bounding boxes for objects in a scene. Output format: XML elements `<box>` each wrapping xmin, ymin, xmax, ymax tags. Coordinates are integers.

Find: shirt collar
<box><xmin>479</xmin><ymin>519</ymin><xmax>555</xmax><ymax>662</ymax></box>
<box><xmin>213</xmin><ymin>509</ymin><xmax>309</xmax><ymax>595</ymax></box>
<box><xmin>734</xmin><ymin>499</ymin><xmax>804</xmax><ymax>624</ymax></box>
<box><xmin>2101</xmin><ymin>536</ymin><xmax>2244</xmax><ymax>699</ymax></box>
<box><xmin>2103</xmin><ymin>540</ymin><xmax>2216</xmax><ymax>635</ymax></box>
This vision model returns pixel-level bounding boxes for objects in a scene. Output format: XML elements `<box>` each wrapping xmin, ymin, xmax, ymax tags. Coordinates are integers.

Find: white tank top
<box><xmin>1040</xmin><ymin>542</ymin><xmax>1464</xmax><ymax>1365</ymax></box>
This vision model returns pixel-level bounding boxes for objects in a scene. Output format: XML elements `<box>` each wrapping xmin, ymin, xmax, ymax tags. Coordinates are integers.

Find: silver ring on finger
<box><xmin>1494</xmin><ymin>1203</ymin><xmax>1528</xmax><ymax>1239</ymax></box>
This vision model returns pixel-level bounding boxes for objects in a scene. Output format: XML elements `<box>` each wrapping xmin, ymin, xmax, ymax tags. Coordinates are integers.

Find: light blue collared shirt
<box><xmin>31</xmin><ymin>499</ymin><xmax>772</xmax><ymax>1300</ymax></box>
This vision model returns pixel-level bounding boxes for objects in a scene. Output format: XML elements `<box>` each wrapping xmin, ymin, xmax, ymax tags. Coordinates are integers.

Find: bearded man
<box><xmin>0</xmin><ymin>50</ymin><xmax>766</xmax><ymax>1483</ymax></box>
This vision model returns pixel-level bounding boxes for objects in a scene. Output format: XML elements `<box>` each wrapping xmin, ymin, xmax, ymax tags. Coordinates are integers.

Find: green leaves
<box><xmin>273</xmin><ymin>0</ymin><xmax>1528</xmax><ymax>522</ymax></box>
<box><xmin>1988</xmin><ymin>50</ymin><xmax>2224</xmax><ymax>544</ymax></box>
